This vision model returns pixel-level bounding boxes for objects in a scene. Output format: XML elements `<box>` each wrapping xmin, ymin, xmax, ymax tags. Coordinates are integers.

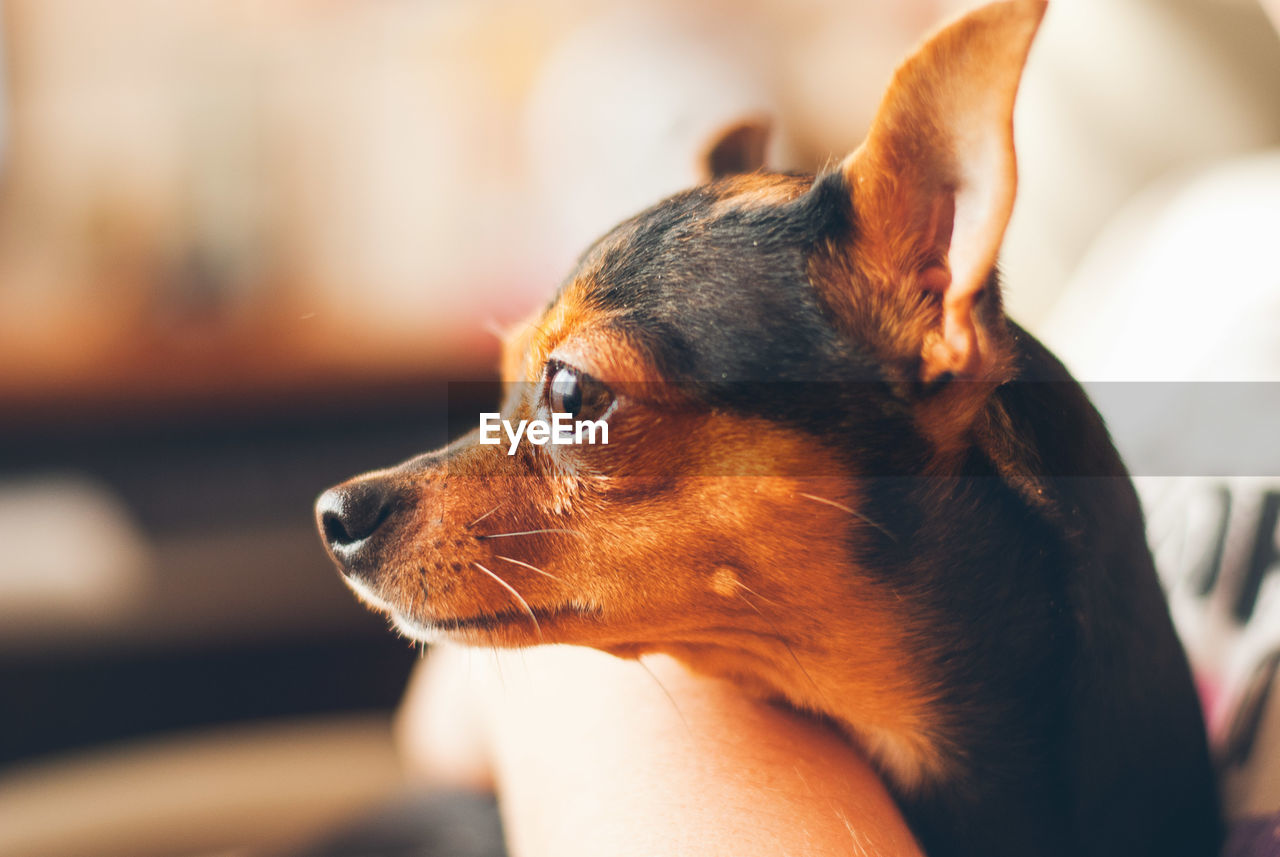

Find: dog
<box><xmin>316</xmin><ymin>2</ymin><xmax>1222</xmax><ymax>854</ymax></box>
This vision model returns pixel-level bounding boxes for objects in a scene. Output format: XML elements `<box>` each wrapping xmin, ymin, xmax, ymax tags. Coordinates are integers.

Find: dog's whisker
<box><xmin>735</xmin><ymin>590</ymin><xmax>835</xmax><ymax>715</ymax></box>
<box><xmin>494</xmin><ymin>554</ymin><xmax>561</xmax><ymax>581</ymax></box>
<box><xmin>636</xmin><ymin>655</ymin><xmax>691</xmax><ymax>735</ymax></box>
<box><xmin>472</xmin><ymin>561</ymin><xmax>542</xmax><ymax>640</ymax></box>
<box><xmin>491</xmin><ymin>644</ymin><xmax>505</xmax><ymax>691</ymax></box>
<box><xmin>797</xmin><ymin>492</ymin><xmax>897</xmax><ymax>542</ymax></box>
<box><xmin>478</xmin><ymin>528</ymin><xmax>586</xmax><ymax>540</ymax></box>
<box><xmin>467</xmin><ymin>505</ymin><xmax>502</xmax><ymax>529</ymax></box>
<box><xmin>731</xmin><ymin>577</ymin><xmax>781</xmax><ymax>608</ymax></box>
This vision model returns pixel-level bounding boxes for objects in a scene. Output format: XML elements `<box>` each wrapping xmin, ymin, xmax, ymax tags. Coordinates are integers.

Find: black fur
<box><xmin>559</xmin><ymin>170</ymin><xmax>1222</xmax><ymax>857</ymax></box>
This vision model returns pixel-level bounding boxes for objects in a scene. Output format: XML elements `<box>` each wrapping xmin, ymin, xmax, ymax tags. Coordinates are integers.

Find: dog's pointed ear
<box><xmin>700</xmin><ymin>117</ymin><xmax>771</xmax><ymax>181</ymax></box>
<box><xmin>841</xmin><ymin>0</ymin><xmax>1045</xmax><ymax>382</ymax></box>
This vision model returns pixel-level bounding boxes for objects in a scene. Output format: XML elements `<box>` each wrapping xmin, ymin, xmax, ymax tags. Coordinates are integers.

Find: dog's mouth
<box><xmin>387</xmin><ymin>602</ymin><xmax>602</xmax><ymax>643</ymax></box>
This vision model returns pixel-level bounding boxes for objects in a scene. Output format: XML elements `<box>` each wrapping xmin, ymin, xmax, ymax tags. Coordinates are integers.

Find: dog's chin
<box><xmin>339</xmin><ymin>572</ymin><xmax>602</xmax><ymax>646</ymax></box>
<box><xmin>388</xmin><ymin>607</ymin><xmax>552</xmax><ymax>648</ymax></box>
<box><xmin>390</xmin><ymin>610</ymin><xmax>445</xmax><ymax>644</ymax></box>
<box><xmin>338</xmin><ymin>575</ymin><xmax>442</xmax><ymax>643</ymax></box>
<box><xmin>403</xmin><ymin>603</ymin><xmax>606</xmax><ymax>648</ymax></box>
<box><xmin>341</xmin><ymin>573</ymin><xmax>395</xmax><ymax>613</ymax></box>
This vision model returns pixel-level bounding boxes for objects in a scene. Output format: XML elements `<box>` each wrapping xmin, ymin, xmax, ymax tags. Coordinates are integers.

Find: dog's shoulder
<box><xmin>983</xmin><ymin>324</ymin><xmax>1224</xmax><ymax>856</ymax></box>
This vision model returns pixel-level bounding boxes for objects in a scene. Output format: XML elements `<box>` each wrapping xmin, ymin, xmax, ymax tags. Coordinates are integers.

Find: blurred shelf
<box><xmin>0</xmin><ymin>320</ymin><xmax>502</xmax><ymax>430</ymax></box>
<box><xmin>0</xmin><ymin>637</ymin><xmax>420</xmax><ymax>768</ymax></box>
<box><xmin>0</xmin><ymin>327</ymin><xmax>508</xmax><ymax>766</ymax></box>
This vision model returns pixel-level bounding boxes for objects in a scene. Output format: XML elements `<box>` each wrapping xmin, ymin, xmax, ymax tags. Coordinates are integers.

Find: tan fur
<box><xmin>334</xmin><ymin>0</ymin><xmax>1048</xmax><ymax>795</ymax></box>
<box><xmin>838</xmin><ymin>0</ymin><xmax>1044</xmax><ymax>386</ymax></box>
<box><xmin>356</xmin><ymin>274</ymin><xmax>955</xmax><ymax>784</ymax></box>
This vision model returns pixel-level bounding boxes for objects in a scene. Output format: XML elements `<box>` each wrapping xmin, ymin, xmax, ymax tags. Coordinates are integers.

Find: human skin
<box><xmin>1263</xmin><ymin>0</ymin><xmax>1280</xmax><ymax>29</ymax></box>
<box><xmin>397</xmin><ymin>644</ymin><xmax>924</xmax><ymax>857</ymax></box>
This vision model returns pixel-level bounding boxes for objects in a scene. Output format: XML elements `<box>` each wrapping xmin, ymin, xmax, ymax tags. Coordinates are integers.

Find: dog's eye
<box><xmin>549</xmin><ymin>365</ymin><xmax>583</xmax><ymax>416</ymax></box>
<box><xmin>546</xmin><ymin>364</ymin><xmax>613</xmax><ymax>421</ymax></box>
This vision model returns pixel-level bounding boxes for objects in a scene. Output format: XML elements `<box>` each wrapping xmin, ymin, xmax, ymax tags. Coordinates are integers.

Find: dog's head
<box><xmin>317</xmin><ymin>0</ymin><xmax>1044</xmax><ymax>784</ymax></box>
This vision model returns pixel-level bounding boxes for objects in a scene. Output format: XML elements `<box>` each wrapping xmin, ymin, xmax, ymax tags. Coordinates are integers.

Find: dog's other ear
<box><xmin>842</xmin><ymin>0</ymin><xmax>1045</xmax><ymax>382</ymax></box>
<box><xmin>700</xmin><ymin>117</ymin><xmax>771</xmax><ymax>181</ymax></box>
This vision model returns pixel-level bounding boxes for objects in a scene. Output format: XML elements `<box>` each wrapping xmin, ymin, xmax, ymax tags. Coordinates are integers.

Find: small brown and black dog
<box><xmin>316</xmin><ymin>2</ymin><xmax>1221</xmax><ymax>855</ymax></box>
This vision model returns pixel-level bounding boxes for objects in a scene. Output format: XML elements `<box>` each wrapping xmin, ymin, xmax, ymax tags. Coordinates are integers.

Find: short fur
<box><xmin>317</xmin><ymin>3</ymin><xmax>1221</xmax><ymax>855</ymax></box>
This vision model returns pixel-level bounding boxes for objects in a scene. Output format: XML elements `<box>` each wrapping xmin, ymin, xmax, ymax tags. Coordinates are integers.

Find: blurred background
<box><xmin>1</xmin><ymin>0</ymin><xmax>1278</xmax><ymax>855</ymax></box>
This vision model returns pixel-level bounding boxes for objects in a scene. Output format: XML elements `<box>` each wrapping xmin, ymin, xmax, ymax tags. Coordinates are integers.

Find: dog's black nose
<box><xmin>316</xmin><ymin>481</ymin><xmax>394</xmax><ymax>563</ymax></box>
